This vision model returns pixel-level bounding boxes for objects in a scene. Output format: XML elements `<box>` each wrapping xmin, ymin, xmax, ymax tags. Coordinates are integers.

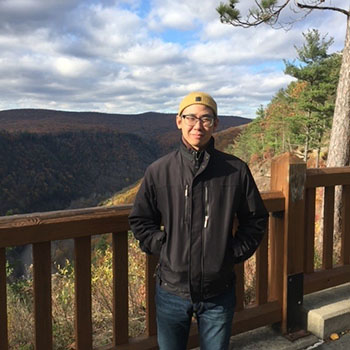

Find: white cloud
<box><xmin>0</xmin><ymin>0</ymin><xmax>79</xmax><ymax>31</ymax></box>
<box><xmin>118</xmin><ymin>40</ymin><xmax>183</xmax><ymax>65</ymax></box>
<box><xmin>147</xmin><ymin>0</ymin><xmax>220</xmax><ymax>31</ymax></box>
<box><xmin>186</xmin><ymin>25</ymin><xmax>300</xmax><ymax>66</ymax></box>
<box><xmin>54</xmin><ymin>57</ymin><xmax>92</xmax><ymax>77</ymax></box>
<box><xmin>0</xmin><ymin>0</ymin><xmax>347</xmax><ymax>118</ymax></box>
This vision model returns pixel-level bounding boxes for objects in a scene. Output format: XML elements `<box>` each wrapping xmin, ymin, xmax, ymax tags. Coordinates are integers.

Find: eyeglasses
<box><xmin>182</xmin><ymin>114</ymin><xmax>215</xmax><ymax>127</ymax></box>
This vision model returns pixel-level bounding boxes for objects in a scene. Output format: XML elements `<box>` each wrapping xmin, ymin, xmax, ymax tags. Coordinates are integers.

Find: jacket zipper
<box><xmin>201</xmin><ymin>184</ymin><xmax>209</xmax><ymax>298</ymax></box>
<box><xmin>204</xmin><ymin>185</ymin><xmax>209</xmax><ymax>228</ymax></box>
<box><xmin>185</xmin><ymin>184</ymin><xmax>189</xmax><ymax>224</ymax></box>
<box><xmin>186</xmin><ymin>183</ymin><xmax>194</xmax><ymax>300</ymax></box>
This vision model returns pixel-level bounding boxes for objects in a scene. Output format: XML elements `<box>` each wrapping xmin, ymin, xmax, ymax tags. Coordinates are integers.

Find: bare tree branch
<box><xmin>218</xmin><ymin>1</ymin><xmax>350</xmax><ymax>29</ymax></box>
<box><xmin>296</xmin><ymin>3</ymin><xmax>350</xmax><ymax>16</ymax></box>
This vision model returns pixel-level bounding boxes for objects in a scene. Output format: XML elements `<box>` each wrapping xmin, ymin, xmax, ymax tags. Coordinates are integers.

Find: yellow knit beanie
<box><xmin>178</xmin><ymin>92</ymin><xmax>217</xmax><ymax>117</ymax></box>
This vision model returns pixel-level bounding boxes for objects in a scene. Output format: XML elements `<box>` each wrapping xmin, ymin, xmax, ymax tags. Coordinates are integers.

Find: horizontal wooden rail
<box><xmin>0</xmin><ymin>205</ymin><xmax>132</xmax><ymax>247</ymax></box>
<box><xmin>0</xmin><ymin>194</ymin><xmax>285</xmax><ymax>247</ymax></box>
<box><xmin>304</xmin><ymin>265</ymin><xmax>350</xmax><ymax>294</ymax></box>
<box><xmin>261</xmin><ymin>191</ymin><xmax>285</xmax><ymax>212</ymax></box>
<box><xmin>306</xmin><ymin>167</ymin><xmax>350</xmax><ymax>188</ymax></box>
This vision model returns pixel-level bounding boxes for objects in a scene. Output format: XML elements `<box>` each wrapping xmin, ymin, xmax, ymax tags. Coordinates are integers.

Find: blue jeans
<box><xmin>155</xmin><ymin>284</ymin><xmax>235</xmax><ymax>350</ymax></box>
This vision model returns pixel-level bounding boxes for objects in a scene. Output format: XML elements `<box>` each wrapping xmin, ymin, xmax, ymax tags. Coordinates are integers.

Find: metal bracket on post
<box><xmin>285</xmin><ymin>272</ymin><xmax>309</xmax><ymax>341</ymax></box>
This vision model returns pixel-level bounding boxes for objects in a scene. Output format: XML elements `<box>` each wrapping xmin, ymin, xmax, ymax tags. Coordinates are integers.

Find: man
<box><xmin>129</xmin><ymin>92</ymin><xmax>268</xmax><ymax>350</ymax></box>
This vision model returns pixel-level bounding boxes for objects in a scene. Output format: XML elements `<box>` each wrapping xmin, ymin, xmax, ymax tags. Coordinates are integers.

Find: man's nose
<box><xmin>193</xmin><ymin>119</ymin><xmax>204</xmax><ymax>129</ymax></box>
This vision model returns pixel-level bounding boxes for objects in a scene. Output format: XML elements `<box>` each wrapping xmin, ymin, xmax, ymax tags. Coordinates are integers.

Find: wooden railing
<box><xmin>0</xmin><ymin>152</ymin><xmax>349</xmax><ymax>349</ymax></box>
<box><xmin>303</xmin><ymin>167</ymin><xmax>350</xmax><ymax>294</ymax></box>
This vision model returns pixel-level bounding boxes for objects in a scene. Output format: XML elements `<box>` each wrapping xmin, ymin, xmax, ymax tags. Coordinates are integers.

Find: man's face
<box><xmin>176</xmin><ymin>104</ymin><xmax>218</xmax><ymax>150</ymax></box>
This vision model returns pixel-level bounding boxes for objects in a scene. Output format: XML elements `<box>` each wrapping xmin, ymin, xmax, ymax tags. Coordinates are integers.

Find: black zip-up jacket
<box><xmin>129</xmin><ymin>138</ymin><xmax>268</xmax><ymax>302</ymax></box>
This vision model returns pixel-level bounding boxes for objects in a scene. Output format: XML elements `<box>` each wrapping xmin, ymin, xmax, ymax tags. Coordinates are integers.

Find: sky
<box><xmin>0</xmin><ymin>0</ymin><xmax>348</xmax><ymax>118</ymax></box>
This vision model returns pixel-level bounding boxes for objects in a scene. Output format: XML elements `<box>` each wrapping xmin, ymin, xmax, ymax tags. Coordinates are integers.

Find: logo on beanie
<box><xmin>195</xmin><ymin>96</ymin><xmax>202</xmax><ymax>101</ymax></box>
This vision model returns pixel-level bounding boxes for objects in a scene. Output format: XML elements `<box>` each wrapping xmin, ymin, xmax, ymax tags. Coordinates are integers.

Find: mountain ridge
<box><xmin>0</xmin><ymin>108</ymin><xmax>251</xmax><ymax>136</ymax></box>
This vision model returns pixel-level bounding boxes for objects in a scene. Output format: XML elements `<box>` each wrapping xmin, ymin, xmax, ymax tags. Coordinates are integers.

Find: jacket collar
<box><xmin>180</xmin><ymin>137</ymin><xmax>215</xmax><ymax>158</ymax></box>
<box><xmin>179</xmin><ymin>137</ymin><xmax>215</xmax><ymax>176</ymax></box>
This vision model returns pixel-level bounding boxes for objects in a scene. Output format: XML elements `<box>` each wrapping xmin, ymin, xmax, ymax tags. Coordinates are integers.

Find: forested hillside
<box><xmin>0</xmin><ymin>130</ymin><xmax>159</xmax><ymax>216</ymax></box>
<box><xmin>0</xmin><ymin>110</ymin><xmax>249</xmax><ymax>215</ymax></box>
<box><xmin>230</xmin><ymin>30</ymin><xmax>342</xmax><ymax>167</ymax></box>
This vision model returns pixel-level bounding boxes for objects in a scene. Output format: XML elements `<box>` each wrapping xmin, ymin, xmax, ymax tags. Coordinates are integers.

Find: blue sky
<box><xmin>0</xmin><ymin>0</ymin><xmax>348</xmax><ymax>118</ymax></box>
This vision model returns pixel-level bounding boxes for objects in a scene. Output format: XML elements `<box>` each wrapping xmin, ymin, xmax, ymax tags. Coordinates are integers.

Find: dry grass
<box><xmin>101</xmin><ymin>180</ymin><xmax>142</xmax><ymax>206</ymax></box>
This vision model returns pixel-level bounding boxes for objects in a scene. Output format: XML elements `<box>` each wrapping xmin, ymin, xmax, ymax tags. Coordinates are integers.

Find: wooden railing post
<box><xmin>145</xmin><ymin>255</ymin><xmax>158</xmax><ymax>337</ymax></box>
<box><xmin>270</xmin><ymin>153</ymin><xmax>306</xmax><ymax>333</ymax></box>
<box><xmin>341</xmin><ymin>185</ymin><xmax>350</xmax><ymax>265</ymax></box>
<box><xmin>0</xmin><ymin>248</ymin><xmax>8</xmax><ymax>350</ymax></box>
<box><xmin>304</xmin><ymin>187</ymin><xmax>316</xmax><ymax>274</ymax></box>
<box><xmin>256</xmin><ymin>230</ymin><xmax>268</xmax><ymax>305</ymax></box>
<box><xmin>113</xmin><ymin>231</ymin><xmax>129</xmax><ymax>345</ymax></box>
<box><xmin>74</xmin><ymin>236</ymin><xmax>92</xmax><ymax>350</ymax></box>
<box><xmin>234</xmin><ymin>263</ymin><xmax>245</xmax><ymax>312</ymax></box>
<box><xmin>33</xmin><ymin>242</ymin><xmax>53</xmax><ymax>350</ymax></box>
<box><xmin>268</xmin><ymin>212</ymin><xmax>284</xmax><ymax>305</ymax></box>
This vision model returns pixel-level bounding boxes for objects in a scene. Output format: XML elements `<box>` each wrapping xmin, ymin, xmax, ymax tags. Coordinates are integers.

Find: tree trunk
<box><xmin>327</xmin><ymin>15</ymin><xmax>350</xmax><ymax>243</ymax></box>
<box><xmin>327</xmin><ymin>15</ymin><xmax>350</xmax><ymax>168</ymax></box>
<box><xmin>316</xmin><ymin>146</ymin><xmax>320</xmax><ymax>168</ymax></box>
<box><xmin>304</xmin><ymin>122</ymin><xmax>310</xmax><ymax>162</ymax></box>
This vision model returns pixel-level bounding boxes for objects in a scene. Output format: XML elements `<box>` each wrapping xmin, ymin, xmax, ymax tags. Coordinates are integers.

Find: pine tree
<box><xmin>284</xmin><ymin>29</ymin><xmax>340</xmax><ymax>165</ymax></box>
<box><xmin>217</xmin><ymin>0</ymin><xmax>350</xmax><ymax>167</ymax></box>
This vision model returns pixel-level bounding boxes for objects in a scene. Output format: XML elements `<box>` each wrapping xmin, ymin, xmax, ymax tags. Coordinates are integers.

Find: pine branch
<box><xmin>218</xmin><ymin>0</ymin><xmax>292</xmax><ymax>28</ymax></box>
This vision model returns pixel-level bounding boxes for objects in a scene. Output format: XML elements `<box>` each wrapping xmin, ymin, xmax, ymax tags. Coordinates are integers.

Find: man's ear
<box><xmin>176</xmin><ymin>115</ymin><xmax>182</xmax><ymax>130</ymax></box>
